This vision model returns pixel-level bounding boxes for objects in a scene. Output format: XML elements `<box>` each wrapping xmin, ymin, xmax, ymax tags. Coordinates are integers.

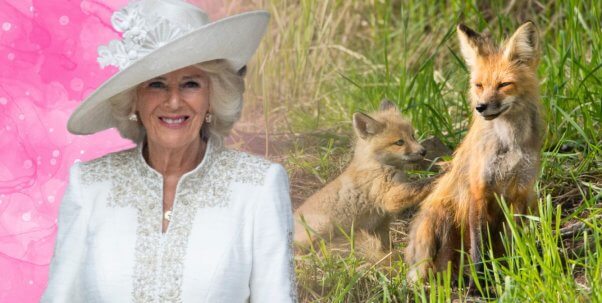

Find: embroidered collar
<box><xmin>133</xmin><ymin>137</ymin><xmax>219</xmax><ymax>185</ymax></box>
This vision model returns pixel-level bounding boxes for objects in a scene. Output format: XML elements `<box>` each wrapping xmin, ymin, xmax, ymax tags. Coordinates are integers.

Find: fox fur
<box><xmin>294</xmin><ymin>100</ymin><xmax>435</xmax><ymax>260</ymax></box>
<box><xmin>404</xmin><ymin>22</ymin><xmax>545</xmax><ymax>285</ymax></box>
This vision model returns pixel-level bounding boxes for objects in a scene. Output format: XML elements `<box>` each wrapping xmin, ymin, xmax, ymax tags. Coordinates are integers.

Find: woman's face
<box><xmin>136</xmin><ymin>66</ymin><xmax>210</xmax><ymax>150</ymax></box>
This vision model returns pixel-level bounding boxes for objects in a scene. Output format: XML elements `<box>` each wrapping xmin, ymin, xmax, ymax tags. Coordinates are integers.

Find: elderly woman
<box><xmin>41</xmin><ymin>0</ymin><xmax>296</xmax><ymax>302</ymax></box>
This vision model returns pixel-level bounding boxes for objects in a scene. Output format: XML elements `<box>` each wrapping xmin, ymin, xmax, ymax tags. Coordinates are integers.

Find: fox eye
<box><xmin>474</xmin><ymin>83</ymin><xmax>483</xmax><ymax>89</ymax></box>
<box><xmin>498</xmin><ymin>82</ymin><xmax>513</xmax><ymax>89</ymax></box>
<box><xmin>395</xmin><ymin>139</ymin><xmax>405</xmax><ymax>146</ymax></box>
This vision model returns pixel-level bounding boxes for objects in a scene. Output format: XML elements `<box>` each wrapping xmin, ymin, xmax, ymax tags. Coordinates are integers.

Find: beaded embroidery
<box><xmin>79</xmin><ymin>139</ymin><xmax>272</xmax><ymax>302</ymax></box>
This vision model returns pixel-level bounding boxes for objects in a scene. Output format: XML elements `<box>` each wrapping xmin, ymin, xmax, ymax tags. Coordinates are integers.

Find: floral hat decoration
<box><xmin>67</xmin><ymin>0</ymin><xmax>270</xmax><ymax>135</ymax></box>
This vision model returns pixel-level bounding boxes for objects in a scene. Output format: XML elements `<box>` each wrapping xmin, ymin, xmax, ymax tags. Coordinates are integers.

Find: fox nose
<box><xmin>419</xmin><ymin>148</ymin><xmax>427</xmax><ymax>157</ymax></box>
<box><xmin>475</xmin><ymin>103</ymin><xmax>488</xmax><ymax>113</ymax></box>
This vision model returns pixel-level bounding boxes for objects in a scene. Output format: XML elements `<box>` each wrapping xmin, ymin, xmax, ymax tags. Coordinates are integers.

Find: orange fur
<box><xmin>405</xmin><ymin>22</ymin><xmax>545</xmax><ymax>285</ymax></box>
<box><xmin>294</xmin><ymin>100</ymin><xmax>434</xmax><ymax>260</ymax></box>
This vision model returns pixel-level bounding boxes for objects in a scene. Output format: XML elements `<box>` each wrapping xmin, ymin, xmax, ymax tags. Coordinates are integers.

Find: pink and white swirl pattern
<box><xmin>0</xmin><ymin>0</ymin><xmax>237</xmax><ymax>301</ymax></box>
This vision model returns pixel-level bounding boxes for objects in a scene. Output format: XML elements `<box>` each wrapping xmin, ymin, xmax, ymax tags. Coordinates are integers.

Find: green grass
<box><xmin>244</xmin><ymin>0</ymin><xmax>602</xmax><ymax>301</ymax></box>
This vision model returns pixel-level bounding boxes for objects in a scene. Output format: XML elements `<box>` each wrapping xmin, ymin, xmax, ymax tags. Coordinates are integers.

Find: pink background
<box><xmin>0</xmin><ymin>0</ymin><xmax>241</xmax><ymax>301</ymax></box>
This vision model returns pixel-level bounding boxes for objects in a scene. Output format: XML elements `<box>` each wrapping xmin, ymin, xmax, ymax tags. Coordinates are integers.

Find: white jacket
<box><xmin>41</xmin><ymin>137</ymin><xmax>297</xmax><ymax>302</ymax></box>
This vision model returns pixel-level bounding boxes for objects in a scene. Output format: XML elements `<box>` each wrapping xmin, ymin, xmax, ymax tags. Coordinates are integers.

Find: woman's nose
<box><xmin>166</xmin><ymin>89</ymin><xmax>181</xmax><ymax>109</ymax></box>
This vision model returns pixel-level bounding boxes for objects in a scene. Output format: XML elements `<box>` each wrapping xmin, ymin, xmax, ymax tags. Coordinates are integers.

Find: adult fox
<box><xmin>405</xmin><ymin>21</ymin><xmax>544</xmax><ymax>286</ymax></box>
<box><xmin>294</xmin><ymin>100</ymin><xmax>435</xmax><ymax>259</ymax></box>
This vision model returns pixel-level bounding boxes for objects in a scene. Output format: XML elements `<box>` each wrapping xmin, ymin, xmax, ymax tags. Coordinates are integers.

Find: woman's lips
<box><xmin>158</xmin><ymin>116</ymin><xmax>189</xmax><ymax>129</ymax></box>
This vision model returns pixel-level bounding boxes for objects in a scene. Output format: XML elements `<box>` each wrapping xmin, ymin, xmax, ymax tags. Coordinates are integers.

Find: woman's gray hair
<box><xmin>109</xmin><ymin>59</ymin><xmax>245</xmax><ymax>146</ymax></box>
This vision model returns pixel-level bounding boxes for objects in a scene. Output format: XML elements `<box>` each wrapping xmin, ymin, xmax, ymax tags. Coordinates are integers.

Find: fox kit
<box><xmin>405</xmin><ymin>22</ymin><xmax>544</xmax><ymax>285</ymax></box>
<box><xmin>294</xmin><ymin>100</ymin><xmax>434</xmax><ymax>258</ymax></box>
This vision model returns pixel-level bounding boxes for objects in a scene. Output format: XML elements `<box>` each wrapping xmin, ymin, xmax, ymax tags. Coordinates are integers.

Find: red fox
<box><xmin>294</xmin><ymin>100</ymin><xmax>435</xmax><ymax>259</ymax></box>
<box><xmin>404</xmin><ymin>21</ymin><xmax>544</xmax><ymax>285</ymax></box>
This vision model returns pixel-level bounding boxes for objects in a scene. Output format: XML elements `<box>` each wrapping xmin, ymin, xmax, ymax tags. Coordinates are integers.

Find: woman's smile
<box><xmin>158</xmin><ymin>115</ymin><xmax>191</xmax><ymax>129</ymax></box>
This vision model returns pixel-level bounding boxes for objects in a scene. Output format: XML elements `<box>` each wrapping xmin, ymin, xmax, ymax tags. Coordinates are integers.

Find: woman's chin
<box><xmin>148</xmin><ymin>134</ymin><xmax>200</xmax><ymax>150</ymax></box>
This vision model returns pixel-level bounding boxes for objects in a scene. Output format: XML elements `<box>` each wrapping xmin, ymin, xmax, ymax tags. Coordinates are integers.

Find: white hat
<box><xmin>67</xmin><ymin>0</ymin><xmax>269</xmax><ymax>135</ymax></box>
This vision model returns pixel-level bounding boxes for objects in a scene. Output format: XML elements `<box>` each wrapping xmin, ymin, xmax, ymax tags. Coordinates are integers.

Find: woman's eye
<box><xmin>395</xmin><ymin>139</ymin><xmax>405</xmax><ymax>146</ymax></box>
<box><xmin>182</xmin><ymin>81</ymin><xmax>200</xmax><ymax>88</ymax></box>
<box><xmin>148</xmin><ymin>81</ymin><xmax>166</xmax><ymax>89</ymax></box>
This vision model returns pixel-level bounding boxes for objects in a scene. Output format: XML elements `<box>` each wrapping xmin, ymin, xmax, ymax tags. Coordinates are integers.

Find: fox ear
<box><xmin>457</xmin><ymin>24</ymin><xmax>485</xmax><ymax>68</ymax></box>
<box><xmin>379</xmin><ymin>99</ymin><xmax>399</xmax><ymax>112</ymax></box>
<box><xmin>503</xmin><ymin>21</ymin><xmax>539</xmax><ymax>66</ymax></box>
<box><xmin>353</xmin><ymin>112</ymin><xmax>384</xmax><ymax>139</ymax></box>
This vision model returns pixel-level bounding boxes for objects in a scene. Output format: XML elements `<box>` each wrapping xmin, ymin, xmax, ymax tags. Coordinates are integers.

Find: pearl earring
<box><xmin>128</xmin><ymin>113</ymin><xmax>138</xmax><ymax>122</ymax></box>
<box><xmin>205</xmin><ymin>113</ymin><xmax>212</xmax><ymax>123</ymax></box>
